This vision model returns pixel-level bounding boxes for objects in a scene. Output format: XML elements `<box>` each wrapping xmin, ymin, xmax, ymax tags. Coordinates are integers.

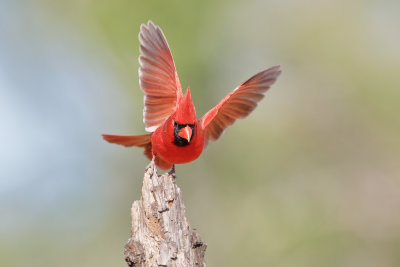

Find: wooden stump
<box><xmin>124</xmin><ymin>162</ymin><xmax>206</xmax><ymax>266</ymax></box>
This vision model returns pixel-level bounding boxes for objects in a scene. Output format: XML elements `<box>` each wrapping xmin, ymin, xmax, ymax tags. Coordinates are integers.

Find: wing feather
<box><xmin>102</xmin><ymin>134</ymin><xmax>151</xmax><ymax>147</ymax></box>
<box><xmin>200</xmin><ymin>65</ymin><xmax>281</xmax><ymax>146</ymax></box>
<box><xmin>139</xmin><ymin>21</ymin><xmax>182</xmax><ymax>132</ymax></box>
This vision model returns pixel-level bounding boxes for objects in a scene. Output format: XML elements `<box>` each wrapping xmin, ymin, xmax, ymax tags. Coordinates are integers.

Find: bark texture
<box><xmin>124</xmin><ymin>162</ymin><xmax>206</xmax><ymax>267</ymax></box>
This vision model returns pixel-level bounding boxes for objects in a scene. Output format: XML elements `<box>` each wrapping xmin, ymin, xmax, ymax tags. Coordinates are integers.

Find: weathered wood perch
<box><xmin>124</xmin><ymin>162</ymin><xmax>207</xmax><ymax>266</ymax></box>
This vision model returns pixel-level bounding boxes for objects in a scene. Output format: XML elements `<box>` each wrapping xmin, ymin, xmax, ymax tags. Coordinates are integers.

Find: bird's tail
<box><xmin>102</xmin><ymin>134</ymin><xmax>173</xmax><ymax>170</ymax></box>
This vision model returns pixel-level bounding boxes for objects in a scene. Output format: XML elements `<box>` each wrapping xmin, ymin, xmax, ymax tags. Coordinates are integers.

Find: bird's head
<box><xmin>173</xmin><ymin>88</ymin><xmax>196</xmax><ymax>146</ymax></box>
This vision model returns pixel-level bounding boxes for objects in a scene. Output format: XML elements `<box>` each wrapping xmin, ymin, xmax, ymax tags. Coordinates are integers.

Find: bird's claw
<box><xmin>168</xmin><ymin>165</ymin><xmax>176</xmax><ymax>177</ymax></box>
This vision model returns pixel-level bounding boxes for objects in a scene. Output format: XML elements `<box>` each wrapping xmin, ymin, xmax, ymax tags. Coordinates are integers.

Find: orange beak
<box><xmin>178</xmin><ymin>126</ymin><xmax>192</xmax><ymax>143</ymax></box>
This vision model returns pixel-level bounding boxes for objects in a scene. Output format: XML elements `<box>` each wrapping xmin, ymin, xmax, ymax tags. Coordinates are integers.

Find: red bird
<box><xmin>103</xmin><ymin>21</ymin><xmax>281</xmax><ymax>171</ymax></box>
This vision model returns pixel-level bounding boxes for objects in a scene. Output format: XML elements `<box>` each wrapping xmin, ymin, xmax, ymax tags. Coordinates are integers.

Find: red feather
<box><xmin>103</xmin><ymin>21</ymin><xmax>281</xmax><ymax>170</ymax></box>
<box><xmin>139</xmin><ymin>21</ymin><xmax>182</xmax><ymax>132</ymax></box>
<box><xmin>200</xmin><ymin>65</ymin><xmax>281</xmax><ymax>146</ymax></box>
<box><xmin>102</xmin><ymin>134</ymin><xmax>151</xmax><ymax>147</ymax></box>
<box><xmin>102</xmin><ymin>134</ymin><xmax>173</xmax><ymax>170</ymax></box>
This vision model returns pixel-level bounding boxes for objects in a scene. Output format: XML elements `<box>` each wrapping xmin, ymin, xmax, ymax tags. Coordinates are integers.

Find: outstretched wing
<box><xmin>139</xmin><ymin>21</ymin><xmax>183</xmax><ymax>132</ymax></box>
<box><xmin>102</xmin><ymin>134</ymin><xmax>151</xmax><ymax>147</ymax></box>
<box><xmin>200</xmin><ymin>65</ymin><xmax>281</xmax><ymax>146</ymax></box>
<box><xmin>102</xmin><ymin>134</ymin><xmax>172</xmax><ymax>169</ymax></box>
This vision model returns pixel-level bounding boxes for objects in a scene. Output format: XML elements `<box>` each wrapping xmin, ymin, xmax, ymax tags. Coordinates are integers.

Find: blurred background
<box><xmin>1</xmin><ymin>0</ymin><xmax>400</xmax><ymax>266</ymax></box>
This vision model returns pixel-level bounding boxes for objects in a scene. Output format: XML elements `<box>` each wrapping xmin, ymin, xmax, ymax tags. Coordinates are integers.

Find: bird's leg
<box><xmin>168</xmin><ymin>164</ymin><xmax>176</xmax><ymax>177</ymax></box>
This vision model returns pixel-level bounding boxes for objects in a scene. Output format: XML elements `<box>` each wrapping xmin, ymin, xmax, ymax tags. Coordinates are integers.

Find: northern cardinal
<box><xmin>103</xmin><ymin>21</ymin><xmax>281</xmax><ymax>170</ymax></box>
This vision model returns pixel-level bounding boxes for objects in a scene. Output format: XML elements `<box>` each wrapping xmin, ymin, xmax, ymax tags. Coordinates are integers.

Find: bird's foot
<box><xmin>168</xmin><ymin>165</ymin><xmax>176</xmax><ymax>178</ymax></box>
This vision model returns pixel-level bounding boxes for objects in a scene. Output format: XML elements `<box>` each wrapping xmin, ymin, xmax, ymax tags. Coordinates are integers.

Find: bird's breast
<box><xmin>151</xmin><ymin>125</ymin><xmax>204</xmax><ymax>165</ymax></box>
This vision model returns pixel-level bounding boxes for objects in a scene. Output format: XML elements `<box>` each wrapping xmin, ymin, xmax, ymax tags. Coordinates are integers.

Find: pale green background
<box><xmin>1</xmin><ymin>0</ymin><xmax>400</xmax><ymax>266</ymax></box>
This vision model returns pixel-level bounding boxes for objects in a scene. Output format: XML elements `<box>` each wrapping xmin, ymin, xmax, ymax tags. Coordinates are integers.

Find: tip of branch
<box><xmin>145</xmin><ymin>160</ymin><xmax>157</xmax><ymax>175</ymax></box>
<box><xmin>145</xmin><ymin>161</ymin><xmax>176</xmax><ymax>180</ymax></box>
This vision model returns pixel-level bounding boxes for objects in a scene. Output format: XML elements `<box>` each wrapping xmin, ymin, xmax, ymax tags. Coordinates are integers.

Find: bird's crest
<box><xmin>174</xmin><ymin>87</ymin><xmax>196</xmax><ymax>124</ymax></box>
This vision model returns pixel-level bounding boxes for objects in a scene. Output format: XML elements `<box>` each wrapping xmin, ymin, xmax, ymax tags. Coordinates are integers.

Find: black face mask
<box><xmin>173</xmin><ymin>121</ymin><xmax>195</xmax><ymax>147</ymax></box>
